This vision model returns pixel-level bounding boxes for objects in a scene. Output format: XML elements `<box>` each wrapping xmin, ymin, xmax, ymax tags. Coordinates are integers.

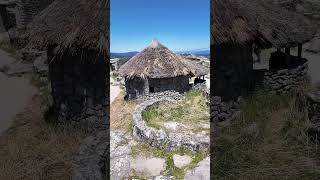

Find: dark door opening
<box><xmin>149</xmin><ymin>86</ymin><xmax>155</xmax><ymax>93</ymax></box>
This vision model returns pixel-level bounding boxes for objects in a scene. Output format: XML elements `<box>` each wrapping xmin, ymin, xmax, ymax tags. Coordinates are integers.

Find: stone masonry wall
<box><xmin>125</xmin><ymin>76</ymin><xmax>190</xmax><ymax>100</ymax></box>
<box><xmin>210</xmin><ymin>96</ymin><xmax>241</xmax><ymax>123</ymax></box>
<box><xmin>262</xmin><ymin>61</ymin><xmax>309</xmax><ymax>94</ymax></box>
<box><xmin>48</xmin><ymin>49</ymin><xmax>107</xmax><ymax>129</ymax></box>
<box><xmin>148</xmin><ymin>76</ymin><xmax>190</xmax><ymax>94</ymax></box>
<box><xmin>212</xmin><ymin>43</ymin><xmax>253</xmax><ymax>101</ymax></box>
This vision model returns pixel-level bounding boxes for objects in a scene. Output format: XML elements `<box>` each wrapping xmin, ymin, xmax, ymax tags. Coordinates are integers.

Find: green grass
<box><xmin>142</xmin><ymin>90</ymin><xmax>209</xmax><ymax>132</ymax></box>
<box><xmin>131</xmin><ymin>144</ymin><xmax>209</xmax><ymax>180</ymax></box>
<box><xmin>212</xmin><ymin>90</ymin><xmax>320</xmax><ymax>180</ymax></box>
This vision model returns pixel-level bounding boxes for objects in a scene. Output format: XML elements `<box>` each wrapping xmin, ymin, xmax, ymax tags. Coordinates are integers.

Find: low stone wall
<box><xmin>132</xmin><ymin>98</ymin><xmax>209</xmax><ymax>152</ymax></box>
<box><xmin>210</xmin><ymin>96</ymin><xmax>241</xmax><ymax>123</ymax></box>
<box><xmin>135</xmin><ymin>90</ymin><xmax>183</xmax><ymax>103</ymax></box>
<box><xmin>72</xmin><ymin>131</ymin><xmax>108</xmax><ymax>180</ymax></box>
<box><xmin>192</xmin><ymin>82</ymin><xmax>207</xmax><ymax>91</ymax></box>
<box><xmin>262</xmin><ymin>61</ymin><xmax>309</xmax><ymax>94</ymax></box>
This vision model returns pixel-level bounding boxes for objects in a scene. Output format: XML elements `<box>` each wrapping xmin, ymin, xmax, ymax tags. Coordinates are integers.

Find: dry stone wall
<box><xmin>135</xmin><ymin>90</ymin><xmax>183</xmax><ymax>103</ymax></box>
<box><xmin>262</xmin><ymin>61</ymin><xmax>309</xmax><ymax>94</ymax></box>
<box><xmin>210</xmin><ymin>96</ymin><xmax>241</xmax><ymax>123</ymax></box>
<box><xmin>132</xmin><ymin>98</ymin><xmax>209</xmax><ymax>152</ymax></box>
<box><xmin>48</xmin><ymin>50</ymin><xmax>107</xmax><ymax>129</ymax></box>
<box><xmin>125</xmin><ymin>76</ymin><xmax>190</xmax><ymax>100</ymax></box>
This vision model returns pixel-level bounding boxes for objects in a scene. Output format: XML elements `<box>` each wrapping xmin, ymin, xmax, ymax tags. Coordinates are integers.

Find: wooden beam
<box><xmin>298</xmin><ymin>44</ymin><xmax>303</xmax><ymax>58</ymax></box>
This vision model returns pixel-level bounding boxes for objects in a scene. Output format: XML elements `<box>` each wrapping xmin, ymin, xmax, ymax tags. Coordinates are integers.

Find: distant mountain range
<box><xmin>111</xmin><ymin>48</ymin><xmax>210</xmax><ymax>59</ymax></box>
<box><xmin>110</xmin><ymin>51</ymin><xmax>139</xmax><ymax>58</ymax></box>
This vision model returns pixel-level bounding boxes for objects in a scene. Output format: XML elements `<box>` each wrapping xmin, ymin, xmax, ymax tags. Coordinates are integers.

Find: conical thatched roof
<box><xmin>119</xmin><ymin>39</ymin><xmax>208</xmax><ymax>79</ymax></box>
<box><xmin>212</xmin><ymin>0</ymin><xmax>316</xmax><ymax>48</ymax></box>
<box><xmin>27</xmin><ymin>0</ymin><xmax>108</xmax><ymax>57</ymax></box>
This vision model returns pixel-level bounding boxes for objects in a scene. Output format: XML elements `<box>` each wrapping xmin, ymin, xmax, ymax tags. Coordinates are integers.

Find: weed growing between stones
<box><xmin>212</xmin><ymin>90</ymin><xmax>320</xmax><ymax>179</ymax></box>
<box><xmin>130</xmin><ymin>144</ymin><xmax>209</xmax><ymax>179</ymax></box>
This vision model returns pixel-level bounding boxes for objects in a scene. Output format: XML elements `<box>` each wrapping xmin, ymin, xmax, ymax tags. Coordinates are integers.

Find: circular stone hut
<box><xmin>119</xmin><ymin>39</ymin><xmax>208</xmax><ymax>100</ymax></box>
<box><xmin>211</xmin><ymin>0</ymin><xmax>316</xmax><ymax>100</ymax></box>
<box><xmin>27</xmin><ymin>0</ymin><xmax>108</xmax><ymax>128</ymax></box>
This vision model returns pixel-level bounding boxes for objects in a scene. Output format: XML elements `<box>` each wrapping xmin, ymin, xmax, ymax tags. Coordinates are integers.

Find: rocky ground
<box><xmin>0</xmin><ymin>35</ymin><xmax>37</xmax><ymax>134</ymax></box>
<box><xmin>110</xmin><ymin>130</ymin><xmax>210</xmax><ymax>180</ymax></box>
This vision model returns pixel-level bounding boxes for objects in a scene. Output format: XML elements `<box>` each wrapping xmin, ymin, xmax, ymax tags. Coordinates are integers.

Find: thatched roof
<box><xmin>212</xmin><ymin>0</ymin><xmax>316</xmax><ymax>48</ymax></box>
<box><xmin>27</xmin><ymin>0</ymin><xmax>108</xmax><ymax>57</ymax></box>
<box><xmin>119</xmin><ymin>39</ymin><xmax>208</xmax><ymax>79</ymax></box>
<box><xmin>181</xmin><ymin>59</ymin><xmax>209</xmax><ymax>77</ymax></box>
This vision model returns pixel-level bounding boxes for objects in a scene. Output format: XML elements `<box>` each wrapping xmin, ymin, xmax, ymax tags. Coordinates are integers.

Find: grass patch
<box><xmin>0</xmin><ymin>96</ymin><xmax>90</xmax><ymax>180</ymax></box>
<box><xmin>131</xmin><ymin>144</ymin><xmax>209</xmax><ymax>180</ymax></box>
<box><xmin>212</xmin><ymin>90</ymin><xmax>320</xmax><ymax>179</ymax></box>
<box><xmin>142</xmin><ymin>90</ymin><xmax>209</xmax><ymax>133</ymax></box>
<box><xmin>110</xmin><ymin>91</ymin><xmax>137</xmax><ymax>130</ymax></box>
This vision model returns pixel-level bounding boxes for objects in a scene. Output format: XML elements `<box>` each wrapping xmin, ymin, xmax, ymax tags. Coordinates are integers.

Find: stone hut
<box><xmin>0</xmin><ymin>0</ymin><xmax>17</xmax><ymax>32</ymax></box>
<box><xmin>27</xmin><ymin>0</ymin><xmax>109</xmax><ymax>128</ymax></box>
<box><xmin>119</xmin><ymin>39</ymin><xmax>208</xmax><ymax>100</ymax></box>
<box><xmin>211</xmin><ymin>0</ymin><xmax>316</xmax><ymax>100</ymax></box>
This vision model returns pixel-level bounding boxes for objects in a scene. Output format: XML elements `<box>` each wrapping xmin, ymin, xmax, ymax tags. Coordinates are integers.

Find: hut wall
<box><xmin>148</xmin><ymin>76</ymin><xmax>189</xmax><ymax>93</ymax></box>
<box><xmin>125</xmin><ymin>76</ymin><xmax>189</xmax><ymax>100</ymax></box>
<box><xmin>212</xmin><ymin>43</ymin><xmax>253</xmax><ymax>100</ymax></box>
<box><xmin>0</xmin><ymin>4</ymin><xmax>16</xmax><ymax>31</ymax></box>
<box><xmin>124</xmin><ymin>77</ymin><xmax>146</xmax><ymax>100</ymax></box>
<box><xmin>47</xmin><ymin>48</ymin><xmax>107</xmax><ymax>128</ymax></box>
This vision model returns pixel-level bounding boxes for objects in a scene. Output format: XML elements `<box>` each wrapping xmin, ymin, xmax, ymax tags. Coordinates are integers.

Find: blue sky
<box><xmin>110</xmin><ymin>0</ymin><xmax>210</xmax><ymax>52</ymax></box>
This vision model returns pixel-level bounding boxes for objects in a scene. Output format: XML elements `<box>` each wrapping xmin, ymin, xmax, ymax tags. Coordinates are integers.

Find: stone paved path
<box><xmin>0</xmin><ymin>49</ymin><xmax>37</xmax><ymax>134</ymax></box>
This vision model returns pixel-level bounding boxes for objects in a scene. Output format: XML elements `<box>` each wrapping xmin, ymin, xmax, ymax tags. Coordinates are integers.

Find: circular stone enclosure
<box><xmin>132</xmin><ymin>98</ymin><xmax>209</xmax><ymax>152</ymax></box>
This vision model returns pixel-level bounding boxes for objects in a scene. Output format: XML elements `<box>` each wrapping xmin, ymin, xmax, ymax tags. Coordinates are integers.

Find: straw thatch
<box><xmin>212</xmin><ymin>0</ymin><xmax>316</xmax><ymax>48</ymax></box>
<box><xmin>181</xmin><ymin>59</ymin><xmax>209</xmax><ymax>77</ymax></box>
<box><xmin>119</xmin><ymin>39</ymin><xmax>208</xmax><ymax>79</ymax></box>
<box><xmin>27</xmin><ymin>0</ymin><xmax>108</xmax><ymax>57</ymax></box>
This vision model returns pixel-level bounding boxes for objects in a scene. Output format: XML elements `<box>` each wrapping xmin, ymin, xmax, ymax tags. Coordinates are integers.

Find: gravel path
<box><xmin>110</xmin><ymin>77</ymin><xmax>120</xmax><ymax>104</ymax></box>
<box><xmin>0</xmin><ymin>49</ymin><xmax>37</xmax><ymax>134</ymax></box>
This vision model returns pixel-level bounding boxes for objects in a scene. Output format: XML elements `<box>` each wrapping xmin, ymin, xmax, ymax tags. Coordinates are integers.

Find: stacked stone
<box><xmin>132</xmin><ymin>98</ymin><xmax>209</xmax><ymax>152</ymax></box>
<box><xmin>49</xmin><ymin>56</ymin><xmax>107</xmax><ymax>129</ymax></box>
<box><xmin>263</xmin><ymin>61</ymin><xmax>309</xmax><ymax>94</ymax></box>
<box><xmin>192</xmin><ymin>82</ymin><xmax>207</xmax><ymax>91</ymax></box>
<box><xmin>210</xmin><ymin>96</ymin><xmax>241</xmax><ymax>122</ymax></box>
<box><xmin>305</xmin><ymin>90</ymin><xmax>320</xmax><ymax>144</ymax></box>
<box><xmin>135</xmin><ymin>90</ymin><xmax>183</xmax><ymax>103</ymax></box>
